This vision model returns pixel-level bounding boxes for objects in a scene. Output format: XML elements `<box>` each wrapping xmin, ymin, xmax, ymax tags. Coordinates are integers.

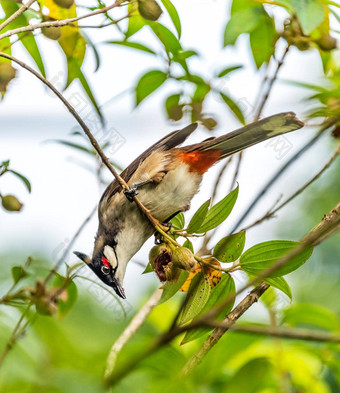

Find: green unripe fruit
<box><xmin>164</xmin><ymin>262</ymin><xmax>180</xmax><ymax>282</ymax></box>
<box><xmin>0</xmin><ymin>63</ymin><xmax>16</xmax><ymax>93</ymax></box>
<box><xmin>42</xmin><ymin>26</ymin><xmax>62</xmax><ymax>40</ymax></box>
<box><xmin>1</xmin><ymin>195</ymin><xmax>23</xmax><ymax>212</ymax></box>
<box><xmin>149</xmin><ymin>243</ymin><xmax>174</xmax><ymax>281</ymax></box>
<box><xmin>138</xmin><ymin>0</ymin><xmax>162</xmax><ymax>21</ymax></box>
<box><xmin>52</xmin><ymin>0</ymin><xmax>74</xmax><ymax>9</ymax></box>
<box><xmin>315</xmin><ymin>35</ymin><xmax>337</xmax><ymax>52</ymax></box>
<box><xmin>172</xmin><ymin>247</ymin><xmax>197</xmax><ymax>271</ymax></box>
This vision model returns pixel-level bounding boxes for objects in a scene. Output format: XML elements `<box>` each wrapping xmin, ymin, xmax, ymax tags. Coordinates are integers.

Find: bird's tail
<box><xmin>196</xmin><ymin>112</ymin><xmax>304</xmax><ymax>158</ymax></box>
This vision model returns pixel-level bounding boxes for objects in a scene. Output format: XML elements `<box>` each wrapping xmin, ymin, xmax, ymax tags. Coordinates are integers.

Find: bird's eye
<box><xmin>101</xmin><ymin>265</ymin><xmax>110</xmax><ymax>275</ymax></box>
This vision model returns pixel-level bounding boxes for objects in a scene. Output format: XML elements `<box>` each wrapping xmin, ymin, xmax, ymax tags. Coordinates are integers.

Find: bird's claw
<box><xmin>124</xmin><ymin>185</ymin><xmax>138</xmax><ymax>202</ymax></box>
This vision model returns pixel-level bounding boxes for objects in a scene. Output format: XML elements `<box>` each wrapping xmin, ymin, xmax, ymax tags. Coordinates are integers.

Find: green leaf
<box><xmin>165</xmin><ymin>94</ymin><xmax>183</xmax><ymax>121</ymax></box>
<box><xmin>187</xmin><ymin>199</ymin><xmax>210</xmax><ymax>233</ymax></box>
<box><xmin>160</xmin><ymin>0</ymin><xmax>181</xmax><ymax>38</ymax></box>
<box><xmin>125</xmin><ymin>3</ymin><xmax>146</xmax><ymax>38</ymax></box>
<box><xmin>82</xmin><ymin>31</ymin><xmax>101</xmax><ymax>72</ymax></box>
<box><xmin>149</xmin><ymin>22</ymin><xmax>188</xmax><ymax>71</ymax></box>
<box><xmin>53</xmin><ymin>275</ymin><xmax>78</xmax><ymax>317</ymax></box>
<box><xmin>76</xmin><ymin>66</ymin><xmax>104</xmax><ymax>123</ymax></box>
<box><xmin>11</xmin><ymin>266</ymin><xmax>28</xmax><ymax>284</ymax></box>
<box><xmin>227</xmin><ymin>357</ymin><xmax>274</xmax><ymax>393</ymax></box>
<box><xmin>264</xmin><ymin>276</ymin><xmax>292</xmax><ymax>301</ymax></box>
<box><xmin>290</xmin><ymin>0</ymin><xmax>325</xmax><ymax>35</ymax></box>
<box><xmin>135</xmin><ymin>69</ymin><xmax>167</xmax><ymax>105</ymax></box>
<box><xmin>213</xmin><ymin>231</ymin><xmax>245</xmax><ymax>262</ymax></box>
<box><xmin>170</xmin><ymin>212</ymin><xmax>185</xmax><ymax>230</ymax></box>
<box><xmin>183</xmin><ymin>239</ymin><xmax>194</xmax><ymax>253</ymax></box>
<box><xmin>220</xmin><ymin>92</ymin><xmax>246</xmax><ymax>125</ymax></box>
<box><xmin>240</xmin><ymin>240</ymin><xmax>313</xmax><ymax>277</ymax></box>
<box><xmin>193</xmin><ymin>82</ymin><xmax>210</xmax><ymax>103</ymax></box>
<box><xmin>52</xmin><ymin>140</ymin><xmax>94</xmax><ymax>155</ymax></box>
<box><xmin>107</xmin><ymin>40</ymin><xmax>156</xmax><ymax>55</ymax></box>
<box><xmin>283</xmin><ymin>304</ymin><xmax>340</xmax><ymax>331</ymax></box>
<box><xmin>179</xmin><ymin>273</ymin><xmax>211</xmax><ymax>325</ymax></box>
<box><xmin>0</xmin><ymin>2</ymin><xmax>45</xmax><ymax>76</ymax></box>
<box><xmin>198</xmin><ymin>186</ymin><xmax>239</xmax><ymax>233</ymax></box>
<box><xmin>223</xmin><ymin>8</ymin><xmax>262</xmax><ymax>46</ymax></box>
<box><xmin>8</xmin><ymin>170</ymin><xmax>31</xmax><ymax>193</ymax></box>
<box><xmin>159</xmin><ymin>270</ymin><xmax>188</xmax><ymax>304</ymax></box>
<box><xmin>181</xmin><ymin>274</ymin><xmax>235</xmax><ymax>344</ymax></box>
<box><xmin>142</xmin><ymin>263</ymin><xmax>153</xmax><ymax>274</ymax></box>
<box><xmin>217</xmin><ymin>65</ymin><xmax>243</xmax><ymax>78</ymax></box>
<box><xmin>249</xmin><ymin>15</ymin><xmax>277</xmax><ymax>69</ymax></box>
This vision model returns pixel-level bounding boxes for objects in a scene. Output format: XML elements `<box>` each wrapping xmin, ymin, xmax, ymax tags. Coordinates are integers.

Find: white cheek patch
<box><xmin>103</xmin><ymin>245</ymin><xmax>118</xmax><ymax>269</ymax></box>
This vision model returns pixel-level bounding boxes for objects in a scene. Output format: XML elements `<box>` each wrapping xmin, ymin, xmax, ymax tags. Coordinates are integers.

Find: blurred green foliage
<box><xmin>1</xmin><ymin>0</ymin><xmax>340</xmax><ymax>391</ymax></box>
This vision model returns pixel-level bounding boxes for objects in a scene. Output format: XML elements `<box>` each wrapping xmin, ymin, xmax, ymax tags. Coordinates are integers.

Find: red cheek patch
<box><xmin>101</xmin><ymin>256</ymin><xmax>110</xmax><ymax>267</ymax></box>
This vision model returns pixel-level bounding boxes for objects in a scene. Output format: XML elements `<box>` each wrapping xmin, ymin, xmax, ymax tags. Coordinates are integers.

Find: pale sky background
<box><xmin>0</xmin><ymin>0</ymin><xmax>333</xmax><ymax>304</ymax></box>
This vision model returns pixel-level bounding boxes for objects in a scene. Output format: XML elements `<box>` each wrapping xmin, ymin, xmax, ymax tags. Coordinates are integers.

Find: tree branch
<box><xmin>181</xmin><ymin>282</ymin><xmax>269</xmax><ymax>375</ymax></box>
<box><xmin>0</xmin><ymin>0</ymin><xmax>36</xmax><ymax>32</ymax></box>
<box><xmin>104</xmin><ymin>288</ymin><xmax>163</xmax><ymax>379</ymax></box>
<box><xmin>230</xmin><ymin>125</ymin><xmax>331</xmax><ymax>233</ymax></box>
<box><xmin>226</xmin><ymin>324</ymin><xmax>340</xmax><ymax>343</ymax></box>
<box><xmin>240</xmin><ymin>144</ymin><xmax>340</xmax><ymax>232</ymax></box>
<box><xmin>181</xmin><ymin>201</ymin><xmax>340</xmax><ymax>374</ymax></box>
<box><xmin>0</xmin><ymin>52</ymin><xmax>160</xmax><ymax>228</ymax></box>
<box><xmin>0</xmin><ymin>0</ymin><xmax>124</xmax><ymax>41</ymax></box>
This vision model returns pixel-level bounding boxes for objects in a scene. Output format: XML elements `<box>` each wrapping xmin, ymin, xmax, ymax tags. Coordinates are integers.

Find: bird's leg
<box><xmin>154</xmin><ymin>211</ymin><xmax>181</xmax><ymax>243</ymax></box>
<box><xmin>124</xmin><ymin>180</ymin><xmax>154</xmax><ymax>202</ymax></box>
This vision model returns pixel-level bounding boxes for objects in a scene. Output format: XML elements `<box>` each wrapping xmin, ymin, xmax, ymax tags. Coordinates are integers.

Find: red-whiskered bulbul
<box><xmin>74</xmin><ymin>112</ymin><xmax>303</xmax><ymax>298</ymax></box>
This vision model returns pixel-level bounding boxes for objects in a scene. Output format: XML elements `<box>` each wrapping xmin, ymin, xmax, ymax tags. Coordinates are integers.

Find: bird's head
<box><xmin>73</xmin><ymin>244</ymin><xmax>126</xmax><ymax>299</ymax></box>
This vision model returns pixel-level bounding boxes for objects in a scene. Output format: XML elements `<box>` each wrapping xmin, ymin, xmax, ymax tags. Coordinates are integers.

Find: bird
<box><xmin>74</xmin><ymin>112</ymin><xmax>304</xmax><ymax>299</ymax></box>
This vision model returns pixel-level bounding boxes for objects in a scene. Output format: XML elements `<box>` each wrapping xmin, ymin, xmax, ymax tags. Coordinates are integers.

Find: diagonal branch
<box><xmin>0</xmin><ymin>0</ymin><xmax>36</xmax><ymax>32</ymax></box>
<box><xmin>240</xmin><ymin>144</ymin><xmax>340</xmax><ymax>232</ymax></box>
<box><xmin>226</xmin><ymin>324</ymin><xmax>340</xmax><ymax>343</ymax></box>
<box><xmin>104</xmin><ymin>288</ymin><xmax>163</xmax><ymax>378</ymax></box>
<box><xmin>181</xmin><ymin>201</ymin><xmax>340</xmax><ymax>374</ymax></box>
<box><xmin>0</xmin><ymin>0</ymin><xmax>124</xmax><ymax>41</ymax></box>
<box><xmin>0</xmin><ymin>52</ymin><xmax>160</xmax><ymax>228</ymax></box>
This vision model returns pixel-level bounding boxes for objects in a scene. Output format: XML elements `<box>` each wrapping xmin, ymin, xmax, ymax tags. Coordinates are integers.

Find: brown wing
<box><xmin>99</xmin><ymin>123</ymin><xmax>198</xmax><ymax>210</ymax></box>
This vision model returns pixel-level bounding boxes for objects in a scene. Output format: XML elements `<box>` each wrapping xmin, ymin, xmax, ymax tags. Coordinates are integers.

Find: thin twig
<box><xmin>226</xmin><ymin>324</ymin><xmax>340</xmax><ymax>343</ymax></box>
<box><xmin>0</xmin><ymin>52</ymin><xmax>160</xmax><ymax>229</ymax></box>
<box><xmin>240</xmin><ymin>144</ymin><xmax>340</xmax><ymax>232</ymax></box>
<box><xmin>0</xmin><ymin>0</ymin><xmax>36</xmax><ymax>32</ymax></box>
<box><xmin>105</xmin><ymin>201</ymin><xmax>340</xmax><ymax>386</ymax></box>
<box><xmin>229</xmin><ymin>151</ymin><xmax>242</xmax><ymax>192</ymax></box>
<box><xmin>230</xmin><ymin>126</ymin><xmax>330</xmax><ymax>234</ymax></box>
<box><xmin>43</xmin><ymin>206</ymin><xmax>97</xmax><ymax>285</ymax></box>
<box><xmin>0</xmin><ymin>0</ymin><xmax>123</xmax><ymax>41</ymax></box>
<box><xmin>104</xmin><ymin>288</ymin><xmax>163</xmax><ymax>378</ymax></box>
<box><xmin>254</xmin><ymin>45</ymin><xmax>290</xmax><ymax>121</ymax></box>
<box><xmin>181</xmin><ymin>201</ymin><xmax>340</xmax><ymax>374</ymax></box>
<box><xmin>0</xmin><ymin>304</ymin><xmax>33</xmax><ymax>367</ymax></box>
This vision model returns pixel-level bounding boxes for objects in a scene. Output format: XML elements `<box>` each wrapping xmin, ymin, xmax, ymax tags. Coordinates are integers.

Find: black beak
<box><xmin>73</xmin><ymin>251</ymin><xmax>91</xmax><ymax>264</ymax></box>
<box><xmin>111</xmin><ymin>277</ymin><xmax>126</xmax><ymax>299</ymax></box>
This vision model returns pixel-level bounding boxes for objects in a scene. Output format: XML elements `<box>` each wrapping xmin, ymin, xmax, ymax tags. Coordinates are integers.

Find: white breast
<box><xmin>138</xmin><ymin>163</ymin><xmax>202</xmax><ymax>222</ymax></box>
